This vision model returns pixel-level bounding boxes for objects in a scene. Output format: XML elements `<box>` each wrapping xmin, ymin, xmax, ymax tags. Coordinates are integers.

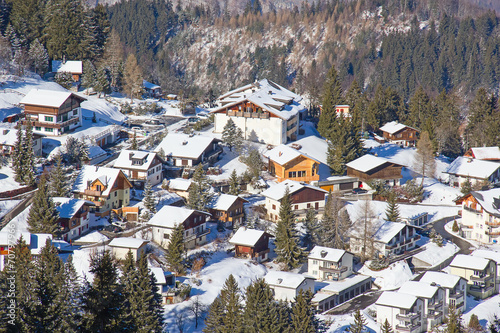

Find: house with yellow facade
<box><xmin>264</xmin><ymin>144</ymin><xmax>321</xmax><ymax>183</ymax></box>
<box><xmin>72</xmin><ymin>165</ymin><xmax>132</xmax><ymax>217</ymax></box>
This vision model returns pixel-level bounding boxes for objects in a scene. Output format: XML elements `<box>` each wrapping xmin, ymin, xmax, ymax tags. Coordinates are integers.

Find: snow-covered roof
<box><xmin>398</xmin><ymin>281</ymin><xmax>438</xmax><ymax>299</ymax></box>
<box><xmin>108</xmin><ymin>237</ymin><xmax>148</xmax><ymax>249</ymax></box>
<box><xmin>88</xmin><ymin>145</ymin><xmax>107</xmax><ymax>159</ymax></box>
<box><xmin>168</xmin><ymin>178</ymin><xmax>192</xmax><ymax>191</ymax></box>
<box><xmin>469</xmin><ymin>147</ymin><xmax>500</xmax><ymax>160</ymax></box>
<box><xmin>143</xmin><ymin>80</ymin><xmax>161</xmax><ymax>90</ymax></box>
<box><xmin>261</xmin><ymin>179</ymin><xmax>327</xmax><ymax>201</ymax></box>
<box><xmin>376</xmin><ymin>291</ymin><xmax>418</xmax><ymax>309</ymax></box>
<box><xmin>72</xmin><ymin>165</ymin><xmax>126</xmax><ymax>196</ymax></box>
<box><xmin>420</xmin><ymin>271</ymin><xmax>462</xmax><ymax>289</ymax></box>
<box><xmin>315</xmin><ymin>275</ymin><xmax>371</xmax><ymax>295</ymax></box>
<box><xmin>346</xmin><ymin>154</ymin><xmax>403</xmax><ymax>173</ymax></box>
<box><xmin>459</xmin><ymin>189</ymin><xmax>500</xmax><ymax>218</ymax></box>
<box><xmin>0</xmin><ymin>232</ymin><xmax>51</xmax><ymax>255</ymax></box>
<box><xmin>0</xmin><ymin>125</ymin><xmax>18</xmax><ymax>146</ymax></box>
<box><xmin>229</xmin><ymin>227</ymin><xmax>267</xmax><ymax>247</ymax></box>
<box><xmin>75</xmin><ymin>231</ymin><xmax>108</xmax><ymax>244</ymax></box>
<box><xmin>472</xmin><ymin>249</ymin><xmax>500</xmax><ymax>265</ymax></box>
<box><xmin>147</xmin><ymin>205</ymin><xmax>209</xmax><ymax>229</ymax></box>
<box><xmin>264</xmin><ymin>144</ymin><xmax>320</xmax><ymax>166</ymax></box>
<box><xmin>373</xmin><ymin>221</ymin><xmax>407</xmax><ymax>244</ymax></box>
<box><xmin>52</xmin><ymin>60</ymin><xmax>83</xmax><ymax>74</ymax></box>
<box><xmin>20</xmin><ymin>89</ymin><xmax>85</xmax><ymax>108</ymax></box>
<box><xmin>213</xmin><ymin>79</ymin><xmax>306</xmax><ymax>121</ymax></box>
<box><xmin>113</xmin><ymin>150</ymin><xmax>159</xmax><ymax>171</ymax></box>
<box><xmin>264</xmin><ymin>271</ymin><xmax>313</xmax><ymax>289</ymax></box>
<box><xmin>445</xmin><ymin>156</ymin><xmax>500</xmax><ymax>179</ymax></box>
<box><xmin>155</xmin><ymin>133</ymin><xmax>217</xmax><ymax>160</ymax></box>
<box><xmin>450</xmin><ymin>254</ymin><xmax>491</xmax><ymax>271</ymax></box>
<box><xmin>150</xmin><ymin>267</ymin><xmax>167</xmax><ymax>284</ymax></box>
<box><xmin>207</xmin><ymin>194</ymin><xmax>246</xmax><ymax>211</ymax></box>
<box><xmin>53</xmin><ymin>197</ymin><xmax>92</xmax><ymax>219</ymax></box>
<box><xmin>308</xmin><ymin>246</ymin><xmax>346</xmax><ymax>262</ymax></box>
<box><xmin>379</xmin><ymin>121</ymin><xmax>418</xmax><ymax>135</ymax></box>
<box><xmin>288</xmin><ymin>136</ymin><xmax>328</xmax><ymax>165</ymax></box>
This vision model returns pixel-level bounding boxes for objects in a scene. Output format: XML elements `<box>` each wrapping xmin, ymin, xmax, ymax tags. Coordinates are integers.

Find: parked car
<box><xmin>104</xmin><ymin>225</ymin><xmax>122</xmax><ymax>233</ymax></box>
<box><xmin>197</xmin><ymin>112</ymin><xmax>209</xmax><ymax>119</ymax></box>
<box><xmin>188</xmin><ymin>117</ymin><xmax>200</xmax><ymax>124</ymax></box>
<box><xmin>352</xmin><ymin>188</ymin><xmax>367</xmax><ymax>194</ymax></box>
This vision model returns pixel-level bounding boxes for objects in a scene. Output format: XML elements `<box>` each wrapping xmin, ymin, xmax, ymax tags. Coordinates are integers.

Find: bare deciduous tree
<box><xmin>414</xmin><ymin>131</ymin><xmax>436</xmax><ymax>186</ymax></box>
<box><xmin>189</xmin><ymin>295</ymin><xmax>207</xmax><ymax>329</ymax></box>
<box><xmin>354</xmin><ymin>200</ymin><xmax>377</xmax><ymax>262</ymax></box>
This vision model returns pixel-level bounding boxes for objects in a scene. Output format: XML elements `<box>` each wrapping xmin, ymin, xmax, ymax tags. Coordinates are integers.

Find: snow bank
<box><xmin>359</xmin><ymin>261</ymin><xmax>414</xmax><ymax>290</ymax></box>
<box><xmin>413</xmin><ymin>240</ymin><xmax>459</xmax><ymax>268</ymax></box>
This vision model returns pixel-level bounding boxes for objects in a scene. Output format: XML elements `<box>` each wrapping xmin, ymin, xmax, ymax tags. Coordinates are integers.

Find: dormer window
<box><xmin>96</xmin><ymin>185</ymin><xmax>102</xmax><ymax>192</ymax></box>
<box><xmin>132</xmin><ymin>159</ymin><xmax>144</xmax><ymax>165</ymax></box>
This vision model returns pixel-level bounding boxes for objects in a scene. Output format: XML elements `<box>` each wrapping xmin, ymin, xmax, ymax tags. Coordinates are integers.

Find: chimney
<box><xmin>268</xmin><ymin>90</ymin><xmax>272</xmax><ymax>95</ymax></box>
<box><xmin>431</xmin><ymin>282</ymin><xmax>437</xmax><ymax>286</ymax></box>
<box><xmin>320</xmin><ymin>250</ymin><xmax>327</xmax><ymax>258</ymax></box>
<box><xmin>278</xmin><ymin>151</ymin><xmax>282</xmax><ymax>157</ymax></box>
<box><xmin>87</xmin><ymin>180</ymin><xmax>91</xmax><ymax>189</ymax></box>
<box><xmin>182</xmin><ymin>140</ymin><xmax>188</xmax><ymax>145</ymax></box>
<box><xmin>2</xmin><ymin>129</ymin><xmax>8</xmax><ymax>135</ymax></box>
<box><xmin>129</xmin><ymin>152</ymin><xmax>134</xmax><ymax>160</ymax></box>
<box><xmin>95</xmin><ymin>166</ymin><xmax>98</xmax><ymax>172</ymax></box>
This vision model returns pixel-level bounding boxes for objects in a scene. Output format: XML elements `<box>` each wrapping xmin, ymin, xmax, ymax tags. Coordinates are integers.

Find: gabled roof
<box><xmin>206</xmin><ymin>194</ymin><xmax>247</xmax><ymax>211</ymax></box>
<box><xmin>212</xmin><ymin>79</ymin><xmax>306</xmax><ymax>120</ymax></box>
<box><xmin>261</xmin><ymin>179</ymin><xmax>327</xmax><ymax>201</ymax></box>
<box><xmin>20</xmin><ymin>89</ymin><xmax>86</xmax><ymax>108</ymax></box>
<box><xmin>147</xmin><ymin>206</ymin><xmax>210</xmax><ymax>229</ymax></box>
<box><xmin>167</xmin><ymin>178</ymin><xmax>192</xmax><ymax>191</ymax></box>
<box><xmin>155</xmin><ymin>133</ymin><xmax>218</xmax><ymax>160</ymax></box>
<box><xmin>0</xmin><ymin>125</ymin><xmax>19</xmax><ymax>146</ymax></box>
<box><xmin>472</xmin><ymin>249</ymin><xmax>500</xmax><ymax>265</ymax></box>
<box><xmin>53</xmin><ymin>197</ymin><xmax>93</xmax><ymax>219</ymax></box>
<box><xmin>419</xmin><ymin>271</ymin><xmax>462</xmax><ymax>289</ymax></box>
<box><xmin>308</xmin><ymin>246</ymin><xmax>347</xmax><ymax>262</ymax></box>
<box><xmin>351</xmin><ymin>220</ymin><xmax>409</xmax><ymax>244</ymax></box>
<box><xmin>467</xmin><ymin>147</ymin><xmax>500</xmax><ymax>160</ymax></box>
<box><xmin>398</xmin><ymin>281</ymin><xmax>439</xmax><ymax>299</ymax></box>
<box><xmin>52</xmin><ymin>60</ymin><xmax>83</xmax><ymax>74</ymax></box>
<box><xmin>143</xmin><ymin>80</ymin><xmax>161</xmax><ymax>90</ymax></box>
<box><xmin>287</xmin><ymin>136</ymin><xmax>328</xmax><ymax>165</ymax></box>
<box><xmin>72</xmin><ymin>165</ymin><xmax>131</xmax><ymax>196</ymax></box>
<box><xmin>450</xmin><ymin>254</ymin><xmax>492</xmax><ymax>271</ymax></box>
<box><xmin>379</xmin><ymin>121</ymin><xmax>418</xmax><ymax>135</ymax></box>
<box><xmin>229</xmin><ymin>227</ymin><xmax>268</xmax><ymax>247</ymax></box>
<box><xmin>113</xmin><ymin>150</ymin><xmax>160</xmax><ymax>171</ymax></box>
<box><xmin>108</xmin><ymin>237</ymin><xmax>148</xmax><ymax>249</ymax></box>
<box><xmin>346</xmin><ymin>154</ymin><xmax>403</xmax><ymax>173</ymax></box>
<box><xmin>376</xmin><ymin>291</ymin><xmax>418</xmax><ymax>309</ymax></box>
<box><xmin>264</xmin><ymin>271</ymin><xmax>313</xmax><ymax>289</ymax></box>
<box><xmin>264</xmin><ymin>144</ymin><xmax>320</xmax><ymax>166</ymax></box>
<box><xmin>445</xmin><ymin>156</ymin><xmax>500</xmax><ymax>179</ymax></box>
<box><xmin>455</xmin><ymin>189</ymin><xmax>500</xmax><ymax>218</ymax></box>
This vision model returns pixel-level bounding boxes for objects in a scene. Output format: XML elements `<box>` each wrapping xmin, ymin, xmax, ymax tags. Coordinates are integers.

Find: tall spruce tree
<box><xmin>228</xmin><ymin>169</ymin><xmax>241</xmax><ymax>195</ymax></box>
<box><xmin>320</xmin><ymin>190</ymin><xmax>349</xmax><ymax>249</ymax></box>
<box><xmin>291</xmin><ymin>290</ymin><xmax>316</xmax><ymax>333</ymax></box>
<box><xmin>22</xmin><ymin>118</ymin><xmax>35</xmax><ymax>186</ymax></box>
<box><xmin>60</xmin><ymin>255</ymin><xmax>83</xmax><ymax>332</ymax></box>
<box><xmin>204</xmin><ymin>274</ymin><xmax>243</xmax><ymax>333</ymax></box>
<box><xmin>222</xmin><ymin>118</ymin><xmax>243</xmax><ymax>152</ymax></box>
<box><xmin>82</xmin><ymin>251</ymin><xmax>125</xmax><ymax>332</ymax></box>
<box><xmin>381</xmin><ymin>319</ymin><xmax>393</xmax><ymax>333</ymax></box>
<box><xmin>142</xmin><ymin>180</ymin><xmax>156</xmax><ymax>214</ymax></box>
<box><xmin>49</xmin><ymin>153</ymin><xmax>68</xmax><ymax>197</ymax></box>
<box><xmin>27</xmin><ymin>175</ymin><xmax>59</xmax><ymax>236</ymax></box>
<box><xmin>326</xmin><ymin>115</ymin><xmax>362</xmax><ymax>175</ymax></box>
<box><xmin>12</xmin><ymin>122</ymin><xmax>24</xmax><ymax>183</ymax></box>
<box><xmin>274</xmin><ymin>187</ymin><xmax>305</xmax><ymax>270</ymax></box>
<box><xmin>166</xmin><ymin>223</ymin><xmax>185</xmax><ymax>274</ymax></box>
<box><xmin>81</xmin><ymin>60</ymin><xmax>97</xmax><ymax>91</ymax></box>
<box><xmin>188</xmin><ymin>164</ymin><xmax>213</xmax><ymax>211</ymax></box>
<box><xmin>95</xmin><ymin>65</ymin><xmax>111</xmax><ymax>97</ymax></box>
<box><xmin>350</xmin><ymin>310</ymin><xmax>367</xmax><ymax>333</ymax></box>
<box><xmin>302</xmin><ymin>208</ymin><xmax>320</xmax><ymax>250</ymax></box>
<box><xmin>29</xmin><ymin>38</ymin><xmax>48</xmax><ymax>75</ymax></box>
<box><xmin>318</xmin><ymin>65</ymin><xmax>343</xmax><ymax>138</ymax></box>
<box><xmin>385</xmin><ymin>192</ymin><xmax>400</xmax><ymax>222</ymax></box>
<box><xmin>243</xmin><ymin>279</ymin><xmax>277</xmax><ymax>333</ymax></box>
<box><xmin>204</xmin><ymin>294</ymin><xmax>225</xmax><ymax>333</ymax></box>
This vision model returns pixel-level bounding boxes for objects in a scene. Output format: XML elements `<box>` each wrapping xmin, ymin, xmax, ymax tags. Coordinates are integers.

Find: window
<box><xmin>312</xmin><ymin>270</ymin><xmax>318</xmax><ymax>275</ymax></box>
<box><xmin>295</xmin><ymin>205</ymin><xmax>298</xmax><ymax>210</ymax></box>
<box><xmin>312</xmin><ymin>260</ymin><xmax>318</xmax><ymax>265</ymax></box>
<box><xmin>73</xmin><ymin>109</ymin><xmax>78</xmax><ymax>115</ymax></box>
<box><xmin>96</xmin><ymin>185</ymin><xmax>102</xmax><ymax>192</ymax></box>
<box><xmin>297</xmin><ymin>171</ymin><xmax>306</xmax><ymax>177</ymax></box>
<box><xmin>163</xmin><ymin>233</ymin><xmax>169</xmax><ymax>239</ymax></box>
<box><xmin>45</xmin><ymin>127</ymin><xmax>53</xmax><ymax>132</ymax></box>
<box><xmin>44</xmin><ymin>116</ymin><xmax>54</xmax><ymax>122</ymax></box>
<box><xmin>114</xmin><ymin>191</ymin><xmax>117</xmax><ymax>197</ymax></box>
<box><xmin>272</xmin><ymin>204</ymin><xmax>276</xmax><ymax>210</ymax></box>
<box><xmin>288</xmin><ymin>171</ymin><xmax>297</xmax><ymax>178</ymax></box>
<box><xmin>35</xmin><ymin>126</ymin><xmax>41</xmax><ymax>131</ymax></box>
<box><xmin>307</xmin><ymin>203</ymin><xmax>311</xmax><ymax>208</ymax></box>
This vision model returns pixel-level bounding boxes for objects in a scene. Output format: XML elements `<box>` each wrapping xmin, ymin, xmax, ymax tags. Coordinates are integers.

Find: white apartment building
<box><xmin>419</xmin><ymin>271</ymin><xmax>467</xmax><ymax>314</ymax></box>
<box><xmin>264</xmin><ymin>271</ymin><xmax>315</xmax><ymax>302</ymax></box>
<box><xmin>450</xmin><ymin>254</ymin><xmax>498</xmax><ymax>300</ymax></box>
<box><xmin>398</xmin><ymin>281</ymin><xmax>445</xmax><ymax>330</ymax></box>
<box><xmin>307</xmin><ymin>246</ymin><xmax>354</xmax><ymax>281</ymax></box>
<box><xmin>376</xmin><ymin>291</ymin><xmax>425</xmax><ymax>333</ymax></box>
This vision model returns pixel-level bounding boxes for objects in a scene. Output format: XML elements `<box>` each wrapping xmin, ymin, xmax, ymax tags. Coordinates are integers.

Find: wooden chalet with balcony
<box><xmin>113</xmin><ymin>150</ymin><xmax>164</xmax><ymax>187</ymax></box>
<box><xmin>211</xmin><ymin>79</ymin><xmax>306</xmax><ymax>145</ymax></box>
<box><xmin>0</xmin><ymin>124</ymin><xmax>43</xmax><ymax>156</ymax></box>
<box><xmin>54</xmin><ymin>197</ymin><xmax>93</xmax><ymax>241</ymax></box>
<box><xmin>379</xmin><ymin>121</ymin><xmax>419</xmax><ymax>147</ymax></box>
<box><xmin>72</xmin><ymin>166</ymin><xmax>132</xmax><ymax>218</ymax></box>
<box><xmin>346</xmin><ymin>154</ymin><xmax>404</xmax><ymax>188</ymax></box>
<box><xmin>229</xmin><ymin>227</ymin><xmax>271</xmax><ymax>262</ymax></box>
<box><xmin>19</xmin><ymin>89</ymin><xmax>86</xmax><ymax>136</ymax></box>
<box><xmin>264</xmin><ymin>144</ymin><xmax>321</xmax><ymax>183</ymax></box>
<box><xmin>464</xmin><ymin>147</ymin><xmax>500</xmax><ymax>161</ymax></box>
<box><xmin>155</xmin><ymin>133</ymin><xmax>222</xmax><ymax>167</ymax></box>
<box><xmin>206</xmin><ymin>194</ymin><xmax>248</xmax><ymax>228</ymax></box>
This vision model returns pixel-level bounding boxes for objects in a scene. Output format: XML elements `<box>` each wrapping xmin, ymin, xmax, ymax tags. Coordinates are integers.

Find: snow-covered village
<box><xmin>1</xmin><ymin>1</ymin><xmax>500</xmax><ymax>332</ymax></box>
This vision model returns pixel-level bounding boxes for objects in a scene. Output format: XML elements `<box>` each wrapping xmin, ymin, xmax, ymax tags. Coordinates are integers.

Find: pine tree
<box><xmin>291</xmin><ymin>290</ymin><xmax>316</xmax><ymax>333</ymax></box>
<box><xmin>29</xmin><ymin>38</ymin><xmax>48</xmax><ymax>75</ymax></box>
<box><xmin>142</xmin><ymin>180</ymin><xmax>156</xmax><ymax>214</ymax></box>
<box><xmin>349</xmin><ymin>310</ymin><xmax>367</xmax><ymax>333</ymax></box>
<box><xmin>27</xmin><ymin>175</ymin><xmax>60</xmax><ymax>236</ymax></box>
<box><xmin>54</xmin><ymin>71</ymin><xmax>74</xmax><ymax>90</ymax></box>
<box><xmin>381</xmin><ymin>319</ymin><xmax>393</xmax><ymax>333</ymax></box>
<box><xmin>81</xmin><ymin>60</ymin><xmax>97</xmax><ymax>91</ymax></box>
<box><xmin>414</xmin><ymin>131</ymin><xmax>436</xmax><ymax>186</ymax></box>
<box><xmin>302</xmin><ymin>208</ymin><xmax>319</xmax><ymax>250</ymax></box>
<box><xmin>22</xmin><ymin>118</ymin><xmax>36</xmax><ymax>186</ymax></box>
<box><xmin>221</xmin><ymin>274</ymin><xmax>243</xmax><ymax>332</ymax></box>
<box><xmin>446</xmin><ymin>305</ymin><xmax>464</xmax><ymax>333</ymax></box>
<box><xmin>461</xmin><ymin>177</ymin><xmax>472</xmax><ymax>195</ymax></box>
<box><xmin>124</xmin><ymin>53</ymin><xmax>143</xmax><ymax>102</ymax></box>
<box><xmin>228</xmin><ymin>169</ymin><xmax>240</xmax><ymax>195</ymax></box>
<box><xmin>222</xmin><ymin>118</ymin><xmax>244</xmax><ymax>152</ymax></box>
<box><xmin>318</xmin><ymin>65</ymin><xmax>343</xmax><ymax>138</ymax></box>
<box><xmin>274</xmin><ymin>187</ymin><xmax>305</xmax><ymax>270</ymax></box>
<box><xmin>82</xmin><ymin>251</ymin><xmax>125</xmax><ymax>332</ymax></box>
<box><xmin>204</xmin><ymin>294</ymin><xmax>225</xmax><ymax>333</ymax></box>
<box><xmin>385</xmin><ymin>192</ymin><xmax>400</xmax><ymax>222</ymax></box>
<box><xmin>166</xmin><ymin>223</ymin><xmax>185</xmax><ymax>274</ymax></box>
<box><xmin>131</xmin><ymin>131</ymin><xmax>138</xmax><ymax>150</ymax></box>
<box><xmin>320</xmin><ymin>190</ymin><xmax>349</xmax><ymax>249</ymax></box>
<box><xmin>326</xmin><ymin>116</ymin><xmax>363</xmax><ymax>175</ymax></box>
<box><xmin>468</xmin><ymin>314</ymin><xmax>481</xmax><ymax>332</ymax></box>
<box><xmin>60</xmin><ymin>255</ymin><xmax>83</xmax><ymax>332</ymax></box>
<box><xmin>243</xmin><ymin>279</ymin><xmax>277</xmax><ymax>333</ymax></box>
<box><xmin>49</xmin><ymin>153</ymin><xmax>68</xmax><ymax>197</ymax></box>
<box><xmin>95</xmin><ymin>65</ymin><xmax>111</xmax><ymax>98</ymax></box>
<box><xmin>452</xmin><ymin>220</ymin><xmax>460</xmax><ymax>232</ymax></box>
<box><xmin>188</xmin><ymin>164</ymin><xmax>213</xmax><ymax>211</ymax></box>
<box><xmin>12</xmin><ymin>122</ymin><xmax>24</xmax><ymax>183</ymax></box>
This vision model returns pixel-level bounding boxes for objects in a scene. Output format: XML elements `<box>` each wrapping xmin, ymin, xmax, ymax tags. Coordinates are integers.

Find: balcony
<box><xmin>396</xmin><ymin>313</ymin><xmax>420</xmax><ymax>322</ymax></box>
<box><xmin>84</xmin><ymin>189</ymin><xmax>103</xmax><ymax>196</ymax></box>
<box><xmin>470</xmin><ymin>284</ymin><xmax>495</xmax><ymax>294</ymax></box>
<box><xmin>428</xmin><ymin>300</ymin><xmax>443</xmax><ymax>310</ymax></box>
<box><xmin>427</xmin><ymin>311</ymin><xmax>443</xmax><ymax>320</ymax></box>
<box><xmin>485</xmin><ymin>230</ymin><xmax>500</xmax><ymax>236</ymax></box>
<box><xmin>185</xmin><ymin>228</ymin><xmax>210</xmax><ymax>242</ymax></box>
<box><xmin>464</xmin><ymin>205</ymin><xmax>482</xmax><ymax>215</ymax></box>
<box><xmin>227</xmin><ymin>110</ymin><xmax>270</xmax><ymax>119</ymax></box>
<box><xmin>449</xmin><ymin>291</ymin><xmax>464</xmax><ymax>300</ymax></box>
<box><xmin>395</xmin><ymin>323</ymin><xmax>421</xmax><ymax>333</ymax></box>
<box><xmin>486</xmin><ymin>220</ymin><xmax>500</xmax><ymax>227</ymax></box>
<box><xmin>470</xmin><ymin>274</ymin><xmax>493</xmax><ymax>283</ymax></box>
<box><xmin>319</xmin><ymin>265</ymin><xmax>349</xmax><ymax>274</ymax></box>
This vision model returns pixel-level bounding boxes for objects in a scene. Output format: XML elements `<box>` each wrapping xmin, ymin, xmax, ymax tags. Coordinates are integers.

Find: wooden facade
<box><xmin>214</xmin><ymin>101</ymin><xmax>277</xmax><ymax>119</ymax></box>
<box><xmin>234</xmin><ymin>233</ymin><xmax>271</xmax><ymax>261</ymax></box>
<box><xmin>269</xmin><ymin>155</ymin><xmax>319</xmax><ymax>183</ymax></box>
<box><xmin>347</xmin><ymin>162</ymin><xmax>403</xmax><ymax>182</ymax></box>
<box><xmin>381</xmin><ymin>127</ymin><xmax>419</xmax><ymax>146</ymax></box>
<box><xmin>208</xmin><ymin>197</ymin><xmax>246</xmax><ymax>227</ymax></box>
<box><xmin>290</xmin><ymin>187</ymin><xmax>325</xmax><ymax>204</ymax></box>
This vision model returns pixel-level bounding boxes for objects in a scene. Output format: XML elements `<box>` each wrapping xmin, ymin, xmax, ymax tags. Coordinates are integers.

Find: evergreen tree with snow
<box><xmin>349</xmin><ymin>310</ymin><xmax>367</xmax><ymax>333</ymax></box>
<box><xmin>166</xmin><ymin>223</ymin><xmax>185</xmax><ymax>274</ymax></box>
<box><xmin>82</xmin><ymin>251</ymin><xmax>125</xmax><ymax>332</ymax></box>
<box><xmin>95</xmin><ymin>65</ymin><xmax>111</xmax><ymax>97</ymax></box>
<box><xmin>142</xmin><ymin>180</ymin><xmax>156</xmax><ymax>214</ymax></box>
<box><xmin>29</xmin><ymin>38</ymin><xmax>48</xmax><ymax>75</ymax></box>
<box><xmin>204</xmin><ymin>274</ymin><xmax>243</xmax><ymax>333</ymax></box>
<box><xmin>188</xmin><ymin>164</ymin><xmax>213</xmax><ymax>211</ymax></box>
<box><xmin>461</xmin><ymin>177</ymin><xmax>472</xmax><ymax>195</ymax></box>
<box><xmin>49</xmin><ymin>153</ymin><xmax>68</xmax><ymax>197</ymax></box>
<box><xmin>222</xmin><ymin>118</ymin><xmax>244</xmax><ymax>152</ymax></box>
<box><xmin>204</xmin><ymin>294</ymin><xmax>225</xmax><ymax>333</ymax></box>
<box><xmin>302</xmin><ymin>208</ymin><xmax>320</xmax><ymax>250</ymax></box>
<box><xmin>27</xmin><ymin>175</ymin><xmax>59</xmax><ymax>236</ymax></box>
<box><xmin>22</xmin><ymin>117</ymin><xmax>35</xmax><ymax>186</ymax></box>
<box><xmin>385</xmin><ymin>192</ymin><xmax>400</xmax><ymax>222</ymax></box>
<box><xmin>54</xmin><ymin>71</ymin><xmax>74</xmax><ymax>90</ymax></box>
<box><xmin>318</xmin><ymin>65</ymin><xmax>344</xmax><ymax>138</ymax></box>
<box><xmin>131</xmin><ymin>131</ymin><xmax>138</xmax><ymax>150</ymax></box>
<box><xmin>228</xmin><ymin>169</ymin><xmax>240</xmax><ymax>195</ymax></box>
<box><xmin>291</xmin><ymin>290</ymin><xmax>316</xmax><ymax>333</ymax></box>
<box><xmin>12</xmin><ymin>122</ymin><xmax>24</xmax><ymax>183</ymax></box>
<box><xmin>274</xmin><ymin>187</ymin><xmax>305</xmax><ymax>270</ymax></box>
<box><xmin>64</xmin><ymin>137</ymin><xmax>89</xmax><ymax>167</ymax></box>
<box><xmin>244</xmin><ymin>279</ymin><xmax>282</xmax><ymax>333</ymax></box>
<box><xmin>81</xmin><ymin>59</ymin><xmax>97</xmax><ymax>91</ymax></box>
<box><xmin>446</xmin><ymin>305</ymin><xmax>464</xmax><ymax>333</ymax></box>
<box><xmin>60</xmin><ymin>255</ymin><xmax>84</xmax><ymax>332</ymax></box>
<box><xmin>381</xmin><ymin>319</ymin><xmax>393</xmax><ymax>333</ymax></box>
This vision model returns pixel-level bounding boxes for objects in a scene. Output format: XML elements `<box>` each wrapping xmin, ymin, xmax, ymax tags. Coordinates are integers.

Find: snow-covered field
<box><xmin>359</xmin><ymin>261</ymin><xmax>414</xmax><ymax>290</ymax></box>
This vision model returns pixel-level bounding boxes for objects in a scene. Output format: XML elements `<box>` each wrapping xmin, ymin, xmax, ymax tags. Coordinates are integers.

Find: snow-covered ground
<box><xmin>359</xmin><ymin>261</ymin><xmax>414</xmax><ymax>290</ymax></box>
<box><xmin>0</xmin><ymin>165</ymin><xmax>23</xmax><ymax>193</ymax></box>
<box><xmin>0</xmin><ymin>199</ymin><xmax>21</xmax><ymax>219</ymax></box>
<box><xmin>413</xmin><ymin>238</ymin><xmax>459</xmax><ymax>268</ymax></box>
